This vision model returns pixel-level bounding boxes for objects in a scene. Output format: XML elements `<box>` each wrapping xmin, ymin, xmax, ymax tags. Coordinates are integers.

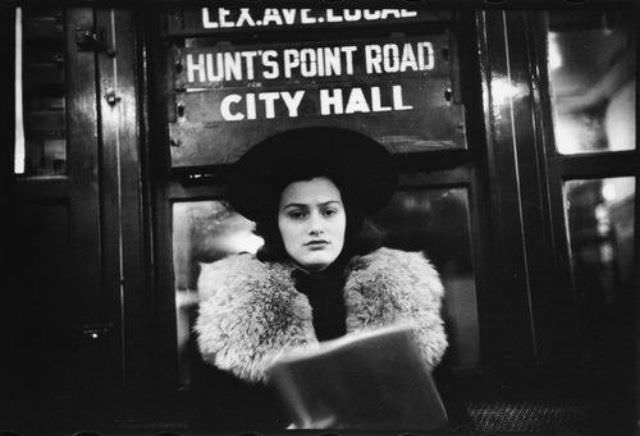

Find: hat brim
<box><xmin>228</xmin><ymin>127</ymin><xmax>397</xmax><ymax>222</ymax></box>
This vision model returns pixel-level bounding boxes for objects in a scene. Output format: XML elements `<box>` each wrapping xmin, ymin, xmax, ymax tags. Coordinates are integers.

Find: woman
<box><xmin>194</xmin><ymin>127</ymin><xmax>448</xmax><ymax>429</ymax></box>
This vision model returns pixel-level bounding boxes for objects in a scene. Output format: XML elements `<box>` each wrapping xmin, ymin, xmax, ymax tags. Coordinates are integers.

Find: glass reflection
<box><xmin>15</xmin><ymin>8</ymin><xmax>68</xmax><ymax>176</ymax></box>
<box><xmin>173</xmin><ymin>201</ymin><xmax>263</xmax><ymax>387</ymax></box>
<box><xmin>174</xmin><ymin>188</ymin><xmax>480</xmax><ymax>386</ymax></box>
<box><xmin>547</xmin><ymin>11</ymin><xmax>635</xmax><ymax>154</ymax></box>
<box><xmin>564</xmin><ymin>177</ymin><xmax>635</xmax><ymax>360</ymax></box>
<box><xmin>372</xmin><ymin>188</ymin><xmax>479</xmax><ymax>371</ymax></box>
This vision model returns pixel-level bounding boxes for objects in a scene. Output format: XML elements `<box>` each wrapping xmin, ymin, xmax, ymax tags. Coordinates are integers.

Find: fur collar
<box><xmin>195</xmin><ymin>247</ymin><xmax>447</xmax><ymax>384</ymax></box>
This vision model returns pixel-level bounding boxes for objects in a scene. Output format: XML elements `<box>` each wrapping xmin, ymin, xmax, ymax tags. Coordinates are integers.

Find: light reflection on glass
<box><xmin>174</xmin><ymin>187</ymin><xmax>482</xmax><ymax>385</ymax></box>
<box><xmin>491</xmin><ymin>76</ymin><xmax>528</xmax><ymax>104</ymax></box>
<box><xmin>548</xmin><ymin>32</ymin><xmax>563</xmax><ymax>71</ymax></box>
<box><xmin>16</xmin><ymin>8</ymin><xmax>68</xmax><ymax>176</ymax></box>
<box><xmin>547</xmin><ymin>11</ymin><xmax>635</xmax><ymax>154</ymax></box>
<box><xmin>564</xmin><ymin>177</ymin><xmax>635</xmax><ymax>358</ymax></box>
<box><xmin>173</xmin><ymin>200</ymin><xmax>263</xmax><ymax>388</ymax></box>
<box><xmin>372</xmin><ymin>188</ymin><xmax>479</xmax><ymax>371</ymax></box>
<box><xmin>14</xmin><ymin>7</ymin><xmax>24</xmax><ymax>174</ymax></box>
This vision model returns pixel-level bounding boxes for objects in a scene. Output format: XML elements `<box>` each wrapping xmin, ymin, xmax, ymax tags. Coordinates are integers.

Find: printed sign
<box><xmin>169</xmin><ymin>81</ymin><xmax>466</xmax><ymax>167</ymax></box>
<box><xmin>168</xmin><ymin>15</ymin><xmax>465</xmax><ymax>168</ymax></box>
<box><xmin>178</xmin><ymin>79</ymin><xmax>445</xmax><ymax>123</ymax></box>
<box><xmin>175</xmin><ymin>37</ymin><xmax>448</xmax><ymax>90</ymax></box>
<box><xmin>167</xmin><ymin>7</ymin><xmax>454</xmax><ymax>35</ymax></box>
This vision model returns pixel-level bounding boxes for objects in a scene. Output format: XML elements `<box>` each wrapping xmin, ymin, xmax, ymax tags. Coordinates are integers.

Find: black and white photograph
<box><xmin>0</xmin><ymin>1</ymin><xmax>637</xmax><ymax>435</ymax></box>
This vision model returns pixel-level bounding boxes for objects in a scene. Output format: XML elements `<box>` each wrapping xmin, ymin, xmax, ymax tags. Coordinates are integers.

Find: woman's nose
<box><xmin>307</xmin><ymin>212</ymin><xmax>324</xmax><ymax>235</ymax></box>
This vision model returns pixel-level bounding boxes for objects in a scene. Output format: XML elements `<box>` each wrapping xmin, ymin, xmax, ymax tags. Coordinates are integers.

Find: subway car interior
<box><xmin>0</xmin><ymin>1</ymin><xmax>638</xmax><ymax>435</ymax></box>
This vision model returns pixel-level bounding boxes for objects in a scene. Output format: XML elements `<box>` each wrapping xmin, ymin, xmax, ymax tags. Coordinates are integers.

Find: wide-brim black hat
<box><xmin>228</xmin><ymin>127</ymin><xmax>397</xmax><ymax>222</ymax></box>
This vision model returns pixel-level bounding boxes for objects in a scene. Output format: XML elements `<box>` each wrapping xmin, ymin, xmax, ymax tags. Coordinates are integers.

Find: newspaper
<box><xmin>266</xmin><ymin>323</ymin><xmax>449</xmax><ymax>430</ymax></box>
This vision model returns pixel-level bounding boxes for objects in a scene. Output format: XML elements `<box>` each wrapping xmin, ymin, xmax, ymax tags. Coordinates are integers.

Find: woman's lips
<box><xmin>305</xmin><ymin>240</ymin><xmax>329</xmax><ymax>248</ymax></box>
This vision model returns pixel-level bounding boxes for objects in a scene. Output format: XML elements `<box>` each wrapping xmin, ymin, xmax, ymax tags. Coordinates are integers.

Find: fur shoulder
<box><xmin>197</xmin><ymin>253</ymin><xmax>286</xmax><ymax>300</ymax></box>
<box><xmin>350</xmin><ymin>247</ymin><xmax>444</xmax><ymax>298</ymax></box>
<box><xmin>195</xmin><ymin>254</ymin><xmax>317</xmax><ymax>383</ymax></box>
<box><xmin>344</xmin><ymin>247</ymin><xmax>448</xmax><ymax>366</ymax></box>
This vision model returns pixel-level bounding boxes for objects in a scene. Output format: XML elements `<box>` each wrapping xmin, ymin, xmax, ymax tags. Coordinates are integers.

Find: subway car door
<box><xmin>1</xmin><ymin>3</ymin><xmax>637</xmax><ymax>435</ymax></box>
<box><xmin>144</xmin><ymin>6</ymin><xmax>489</xmax><ymax>430</ymax></box>
<box><xmin>143</xmin><ymin>5</ymin><xmax>638</xmax><ymax>433</ymax></box>
<box><xmin>2</xmin><ymin>7</ymin><xmax>145</xmax><ymax>428</ymax></box>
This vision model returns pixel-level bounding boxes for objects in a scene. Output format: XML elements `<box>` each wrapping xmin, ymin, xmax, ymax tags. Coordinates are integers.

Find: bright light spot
<box><xmin>222</xmin><ymin>231</ymin><xmax>264</xmax><ymax>254</ymax></box>
<box><xmin>491</xmin><ymin>77</ymin><xmax>527</xmax><ymax>104</ymax></box>
<box><xmin>14</xmin><ymin>7</ymin><xmax>25</xmax><ymax>175</ymax></box>
<box><xmin>553</xmin><ymin>114</ymin><xmax>587</xmax><ymax>154</ymax></box>
<box><xmin>602</xmin><ymin>183</ymin><xmax>617</xmax><ymax>202</ymax></box>
<box><xmin>548</xmin><ymin>32</ymin><xmax>563</xmax><ymax>71</ymax></box>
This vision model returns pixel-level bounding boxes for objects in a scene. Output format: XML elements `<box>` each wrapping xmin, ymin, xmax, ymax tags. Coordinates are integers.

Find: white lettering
<box><xmin>236</xmin><ymin>8</ymin><xmax>256</xmax><ymax>27</ymax></box>
<box><xmin>383</xmin><ymin>44</ymin><xmax>400</xmax><ymax>72</ymax></box>
<box><xmin>205</xmin><ymin>53</ymin><xmax>222</xmax><ymax>82</ymax></box>
<box><xmin>246</xmin><ymin>93</ymin><xmax>257</xmax><ymax>120</ymax></box>
<box><xmin>281</xmin><ymin>9</ymin><xmax>297</xmax><ymax>25</ymax></box>
<box><xmin>392</xmin><ymin>85</ymin><xmax>413</xmax><ymax>110</ymax></box>
<box><xmin>219</xmin><ymin>8</ymin><xmax>234</xmax><ymax>28</ymax></box>
<box><xmin>240</xmin><ymin>51</ymin><xmax>258</xmax><ymax>80</ymax></box>
<box><xmin>280</xmin><ymin>90</ymin><xmax>305</xmax><ymax>117</ymax></box>
<box><xmin>371</xmin><ymin>87</ymin><xmax>392</xmax><ymax>112</ymax></box>
<box><xmin>262</xmin><ymin>50</ymin><xmax>279</xmax><ymax>79</ymax></box>
<box><xmin>258</xmin><ymin>92</ymin><xmax>280</xmax><ymax>119</ymax></box>
<box><xmin>326</xmin><ymin>9</ymin><xmax>343</xmax><ymax>23</ymax></box>
<box><xmin>324</xmin><ymin>47</ymin><xmax>342</xmax><ymax>76</ymax></box>
<box><xmin>300</xmin><ymin>9</ymin><xmax>316</xmax><ymax>24</ymax></box>
<box><xmin>344</xmin><ymin>88</ymin><xmax>370</xmax><ymax>114</ymax></box>
<box><xmin>223</xmin><ymin>52</ymin><xmax>242</xmax><ymax>81</ymax></box>
<box><xmin>220</xmin><ymin>94</ymin><xmax>243</xmax><ymax>120</ymax></box>
<box><xmin>300</xmin><ymin>49</ymin><xmax>316</xmax><ymax>77</ymax></box>
<box><xmin>186</xmin><ymin>53</ymin><xmax>206</xmax><ymax>83</ymax></box>
<box><xmin>363</xmin><ymin>9</ymin><xmax>381</xmax><ymax>20</ymax></box>
<box><xmin>263</xmin><ymin>8</ymin><xmax>284</xmax><ymax>26</ymax></box>
<box><xmin>340</xmin><ymin>46</ymin><xmax>357</xmax><ymax>75</ymax></box>
<box><xmin>203</xmin><ymin>7</ymin><xmax>418</xmax><ymax>30</ymax></box>
<box><xmin>344</xmin><ymin>9</ymin><xmax>362</xmax><ymax>22</ymax></box>
<box><xmin>201</xmin><ymin>8</ymin><xmax>218</xmax><ymax>29</ymax></box>
<box><xmin>400</xmin><ymin>43</ymin><xmax>418</xmax><ymax>72</ymax></box>
<box><xmin>418</xmin><ymin>42</ymin><xmax>435</xmax><ymax>70</ymax></box>
<box><xmin>365</xmin><ymin>45</ymin><xmax>382</xmax><ymax>74</ymax></box>
<box><xmin>283</xmin><ymin>49</ymin><xmax>300</xmax><ymax>79</ymax></box>
<box><xmin>316</xmin><ymin>47</ymin><xmax>325</xmax><ymax>76</ymax></box>
<box><xmin>320</xmin><ymin>88</ymin><xmax>344</xmax><ymax>115</ymax></box>
<box><xmin>380</xmin><ymin>9</ymin><xmax>401</xmax><ymax>20</ymax></box>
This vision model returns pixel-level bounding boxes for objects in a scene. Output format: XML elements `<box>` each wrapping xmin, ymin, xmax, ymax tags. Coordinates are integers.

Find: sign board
<box><xmin>175</xmin><ymin>37</ymin><xmax>450</xmax><ymax>89</ymax></box>
<box><xmin>167</xmin><ymin>7</ymin><xmax>454</xmax><ymax>36</ymax></box>
<box><xmin>167</xmin><ymin>13</ymin><xmax>466</xmax><ymax>168</ymax></box>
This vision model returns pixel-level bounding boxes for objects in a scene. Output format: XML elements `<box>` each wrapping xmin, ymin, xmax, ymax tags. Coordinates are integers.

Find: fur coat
<box><xmin>195</xmin><ymin>247</ymin><xmax>447</xmax><ymax>384</ymax></box>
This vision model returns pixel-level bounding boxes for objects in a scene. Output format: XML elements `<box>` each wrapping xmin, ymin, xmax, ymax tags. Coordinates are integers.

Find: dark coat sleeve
<box><xmin>189</xmin><ymin>359</ymin><xmax>290</xmax><ymax>431</ymax></box>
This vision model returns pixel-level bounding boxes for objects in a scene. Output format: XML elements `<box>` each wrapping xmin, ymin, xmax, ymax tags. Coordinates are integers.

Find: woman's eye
<box><xmin>323</xmin><ymin>209</ymin><xmax>337</xmax><ymax>217</ymax></box>
<box><xmin>288</xmin><ymin>210</ymin><xmax>306</xmax><ymax>219</ymax></box>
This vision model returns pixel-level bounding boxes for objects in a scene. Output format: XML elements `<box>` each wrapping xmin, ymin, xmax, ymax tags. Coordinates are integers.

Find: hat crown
<box><xmin>229</xmin><ymin>127</ymin><xmax>397</xmax><ymax>222</ymax></box>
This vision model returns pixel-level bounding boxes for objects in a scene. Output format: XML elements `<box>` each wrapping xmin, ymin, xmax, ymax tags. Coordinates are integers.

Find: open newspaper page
<box><xmin>266</xmin><ymin>324</ymin><xmax>449</xmax><ymax>430</ymax></box>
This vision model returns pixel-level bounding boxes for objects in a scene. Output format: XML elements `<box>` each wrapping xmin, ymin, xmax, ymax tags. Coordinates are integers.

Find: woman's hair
<box><xmin>254</xmin><ymin>170</ymin><xmax>384</xmax><ymax>263</ymax></box>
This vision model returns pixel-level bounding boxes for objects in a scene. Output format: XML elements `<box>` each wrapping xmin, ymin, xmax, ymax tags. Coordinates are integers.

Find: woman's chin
<box><xmin>297</xmin><ymin>259</ymin><xmax>333</xmax><ymax>273</ymax></box>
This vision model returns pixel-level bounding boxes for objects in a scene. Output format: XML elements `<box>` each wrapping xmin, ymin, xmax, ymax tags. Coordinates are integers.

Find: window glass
<box><xmin>173</xmin><ymin>187</ymin><xmax>480</xmax><ymax>386</ymax></box>
<box><xmin>547</xmin><ymin>11</ymin><xmax>635</xmax><ymax>154</ymax></box>
<box><xmin>15</xmin><ymin>8</ymin><xmax>67</xmax><ymax>176</ymax></box>
<box><xmin>172</xmin><ymin>201</ymin><xmax>263</xmax><ymax>388</ymax></box>
<box><xmin>372</xmin><ymin>188</ymin><xmax>479</xmax><ymax>371</ymax></box>
<box><xmin>564</xmin><ymin>177</ymin><xmax>635</xmax><ymax>357</ymax></box>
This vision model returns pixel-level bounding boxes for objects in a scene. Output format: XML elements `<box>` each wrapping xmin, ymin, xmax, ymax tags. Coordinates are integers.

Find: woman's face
<box><xmin>278</xmin><ymin>177</ymin><xmax>346</xmax><ymax>272</ymax></box>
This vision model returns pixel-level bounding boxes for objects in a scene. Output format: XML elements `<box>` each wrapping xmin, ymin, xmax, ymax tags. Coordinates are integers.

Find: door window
<box><xmin>14</xmin><ymin>7</ymin><xmax>67</xmax><ymax>176</ymax></box>
<box><xmin>546</xmin><ymin>11</ymin><xmax>635</xmax><ymax>154</ymax></box>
